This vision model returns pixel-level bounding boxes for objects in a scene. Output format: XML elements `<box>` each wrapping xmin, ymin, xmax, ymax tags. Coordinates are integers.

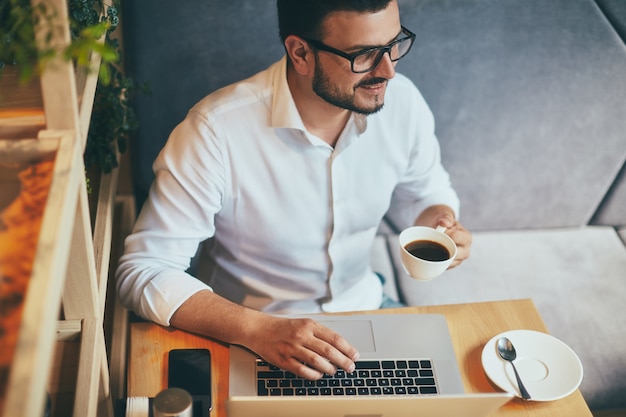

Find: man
<box><xmin>116</xmin><ymin>0</ymin><xmax>472</xmax><ymax>380</ymax></box>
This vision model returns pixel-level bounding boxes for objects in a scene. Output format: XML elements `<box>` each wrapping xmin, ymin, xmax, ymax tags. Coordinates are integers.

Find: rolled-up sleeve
<box><xmin>115</xmin><ymin>110</ymin><xmax>223</xmax><ymax>326</ymax></box>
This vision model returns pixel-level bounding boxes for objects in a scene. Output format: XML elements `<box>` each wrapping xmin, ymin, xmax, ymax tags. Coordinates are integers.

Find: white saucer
<box><xmin>481</xmin><ymin>330</ymin><xmax>583</xmax><ymax>401</ymax></box>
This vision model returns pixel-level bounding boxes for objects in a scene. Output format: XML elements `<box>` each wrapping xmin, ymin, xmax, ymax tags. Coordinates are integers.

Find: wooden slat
<box><xmin>56</xmin><ymin>320</ymin><xmax>82</xmax><ymax>342</ymax></box>
<box><xmin>48</xmin><ymin>334</ymin><xmax>81</xmax><ymax>417</ymax></box>
<box><xmin>93</xmin><ymin>164</ymin><xmax>120</xmax><ymax>315</ymax></box>
<box><xmin>98</xmin><ymin>354</ymin><xmax>114</xmax><ymax>417</ymax></box>
<box><xmin>31</xmin><ymin>0</ymin><xmax>80</xmax><ymax>134</ymax></box>
<box><xmin>105</xmin><ymin>195</ymin><xmax>135</xmax><ymax>400</ymax></box>
<box><xmin>77</xmin><ymin>50</ymin><xmax>102</xmax><ymax>148</ymax></box>
<box><xmin>0</xmin><ymin>136</ymin><xmax>57</xmax><ymax>164</ymax></box>
<box><xmin>0</xmin><ymin>109</ymin><xmax>46</xmax><ymax>139</ymax></box>
<box><xmin>62</xmin><ymin>178</ymin><xmax>100</xmax><ymax>320</ymax></box>
<box><xmin>72</xmin><ymin>319</ymin><xmax>101</xmax><ymax>417</ymax></box>
<box><xmin>2</xmin><ymin>131</ymin><xmax>82</xmax><ymax>417</ymax></box>
<box><xmin>107</xmin><ymin>295</ymin><xmax>129</xmax><ymax>401</ymax></box>
<box><xmin>71</xmin><ymin>318</ymin><xmax>114</xmax><ymax>417</ymax></box>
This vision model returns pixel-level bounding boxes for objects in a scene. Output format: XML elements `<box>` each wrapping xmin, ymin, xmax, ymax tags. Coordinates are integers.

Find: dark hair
<box><xmin>277</xmin><ymin>0</ymin><xmax>393</xmax><ymax>42</ymax></box>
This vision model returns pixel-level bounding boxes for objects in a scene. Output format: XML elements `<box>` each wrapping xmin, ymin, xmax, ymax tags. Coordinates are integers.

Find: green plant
<box><xmin>1</xmin><ymin>0</ymin><xmax>51</xmax><ymax>81</ymax></box>
<box><xmin>68</xmin><ymin>0</ymin><xmax>148</xmax><ymax>173</ymax></box>
<box><xmin>0</xmin><ymin>0</ymin><xmax>145</xmax><ymax>173</ymax></box>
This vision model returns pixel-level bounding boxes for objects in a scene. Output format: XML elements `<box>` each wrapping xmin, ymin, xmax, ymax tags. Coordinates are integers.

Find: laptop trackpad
<box><xmin>318</xmin><ymin>320</ymin><xmax>376</xmax><ymax>353</ymax></box>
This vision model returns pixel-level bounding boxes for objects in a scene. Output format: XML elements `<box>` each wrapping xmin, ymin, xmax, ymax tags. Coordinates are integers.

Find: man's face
<box><xmin>311</xmin><ymin>1</ymin><xmax>402</xmax><ymax>115</ymax></box>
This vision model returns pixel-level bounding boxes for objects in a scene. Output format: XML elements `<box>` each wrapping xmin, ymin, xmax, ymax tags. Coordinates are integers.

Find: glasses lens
<box><xmin>353</xmin><ymin>50</ymin><xmax>381</xmax><ymax>73</ymax></box>
<box><xmin>352</xmin><ymin>36</ymin><xmax>414</xmax><ymax>73</ymax></box>
<box><xmin>391</xmin><ymin>37</ymin><xmax>412</xmax><ymax>60</ymax></box>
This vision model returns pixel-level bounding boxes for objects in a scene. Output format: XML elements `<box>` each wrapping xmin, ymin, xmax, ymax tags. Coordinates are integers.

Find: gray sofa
<box><xmin>121</xmin><ymin>0</ymin><xmax>626</xmax><ymax>412</ymax></box>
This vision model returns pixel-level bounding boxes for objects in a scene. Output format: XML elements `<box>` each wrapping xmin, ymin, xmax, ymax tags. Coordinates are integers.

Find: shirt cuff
<box><xmin>137</xmin><ymin>271</ymin><xmax>213</xmax><ymax>326</ymax></box>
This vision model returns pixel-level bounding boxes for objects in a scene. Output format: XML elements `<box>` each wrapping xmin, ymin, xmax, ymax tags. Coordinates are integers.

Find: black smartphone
<box><xmin>167</xmin><ymin>348</ymin><xmax>212</xmax><ymax>411</ymax></box>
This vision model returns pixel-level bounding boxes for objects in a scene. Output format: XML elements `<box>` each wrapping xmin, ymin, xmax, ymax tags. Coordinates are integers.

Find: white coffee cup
<box><xmin>398</xmin><ymin>226</ymin><xmax>458</xmax><ymax>281</ymax></box>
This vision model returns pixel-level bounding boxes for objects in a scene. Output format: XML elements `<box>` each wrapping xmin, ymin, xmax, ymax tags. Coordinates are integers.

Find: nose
<box><xmin>370</xmin><ymin>51</ymin><xmax>396</xmax><ymax>79</ymax></box>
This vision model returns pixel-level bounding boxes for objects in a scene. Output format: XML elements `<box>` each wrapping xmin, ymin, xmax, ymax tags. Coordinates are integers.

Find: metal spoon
<box><xmin>497</xmin><ymin>337</ymin><xmax>532</xmax><ymax>400</ymax></box>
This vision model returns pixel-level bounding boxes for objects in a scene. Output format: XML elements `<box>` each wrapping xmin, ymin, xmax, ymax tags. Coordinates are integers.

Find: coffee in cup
<box><xmin>398</xmin><ymin>226</ymin><xmax>457</xmax><ymax>281</ymax></box>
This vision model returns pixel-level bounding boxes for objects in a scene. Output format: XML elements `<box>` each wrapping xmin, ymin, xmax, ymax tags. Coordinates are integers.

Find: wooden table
<box><xmin>127</xmin><ymin>299</ymin><xmax>592</xmax><ymax>417</ymax></box>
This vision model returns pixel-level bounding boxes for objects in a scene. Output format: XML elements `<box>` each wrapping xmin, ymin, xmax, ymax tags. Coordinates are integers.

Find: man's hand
<box><xmin>170</xmin><ymin>290</ymin><xmax>359</xmax><ymax>380</ymax></box>
<box><xmin>414</xmin><ymin>204</ymin><xmax>472</xmax><ymax>269</ymax></box>
<box><xmin>249</xmin><ymin>315</ymin><xmax>360</xmax><ymax>380</ymax></box>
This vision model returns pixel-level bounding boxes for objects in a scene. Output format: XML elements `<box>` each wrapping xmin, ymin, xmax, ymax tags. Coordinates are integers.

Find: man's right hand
<box><xmin>248</xmin><ymin>315</ymin><xmax>360</xmax><ymax>379</ymax></box>
<box><xmin>170</xmin><ymin>290</ymin><xmax>359</xmax><ymax>380</ymax></box>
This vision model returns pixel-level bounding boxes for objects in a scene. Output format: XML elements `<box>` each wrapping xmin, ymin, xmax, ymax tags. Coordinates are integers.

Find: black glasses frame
<box><xmin>303</xmin><ymin>26</ymin><xmax>416</xmax><ymax>74</ymax></box>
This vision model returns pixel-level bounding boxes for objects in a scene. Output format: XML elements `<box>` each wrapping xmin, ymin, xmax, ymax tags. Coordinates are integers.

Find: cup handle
<box><xmin>436</xmin><ymin>225</ymin><xmax>447</xmax><ymax>233</ymax></box>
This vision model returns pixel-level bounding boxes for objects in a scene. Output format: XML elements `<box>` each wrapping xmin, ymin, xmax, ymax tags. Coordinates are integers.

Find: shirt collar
<box><xmin>271</xmin><ymin>57</ymin><xmax>306</xmax><ymax>131</ymax></box>
<box><xmin>270</xmin><ymin>56</ymin><xmax>368</xmax><ymax>136</ymax></box>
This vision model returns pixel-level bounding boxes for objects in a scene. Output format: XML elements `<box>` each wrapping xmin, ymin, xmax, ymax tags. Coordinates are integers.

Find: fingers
<box><xmin>419</xmin><ymin>207</ymin><xmax>471</xmax><ymax>269</ymax></box>
<box><xmin>260</xmin><ymin>318</ymin><xmax>359</xmax><ymax>380</ymax></box>
<box><xmin>446</xmin><ymin>221</ymin><xmax>472</xmax><ymax>269</ymax></box>
<box><xmin>309</xmin><ymin>322</ymin><xmax>360</xmax><ymax>373</ymax></box>
<box><xmin>436</xmin><ymin>212</ymin><xmax>456</xmax><ymax>229</ymax></box>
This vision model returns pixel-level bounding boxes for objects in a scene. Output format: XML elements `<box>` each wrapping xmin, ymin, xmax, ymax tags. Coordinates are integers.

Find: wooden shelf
<box><xmin>0</xmin><ymin>108</ymin><xmax>46</xmax><ymax>140</ymax></box>
<box><xmin>0</xmin><ymin>130</ymin><xmax>85</xmax><ymax>416</ymax></box>
<box><xmin>0</xmin><ymin>1</ymin><xmax>127</xmax><ymax>416</ymax></box>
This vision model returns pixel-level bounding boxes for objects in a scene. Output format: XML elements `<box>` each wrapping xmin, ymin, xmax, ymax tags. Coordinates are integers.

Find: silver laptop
<box><xmin>227</xmin><ymin>313</ymin><xmax>512</xmax><ymax>417</ymax></box>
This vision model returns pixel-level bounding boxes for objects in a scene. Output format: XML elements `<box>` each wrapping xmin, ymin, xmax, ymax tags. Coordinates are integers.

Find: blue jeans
<box><xmin>376</xmin><ymin>272</ymin><xmax>407</xmax><ymax>309</ymax></box>
<box><xmin>380</xmin><ymin>294</ymin><xmax>407</xmax><ymax>309</ymax></box>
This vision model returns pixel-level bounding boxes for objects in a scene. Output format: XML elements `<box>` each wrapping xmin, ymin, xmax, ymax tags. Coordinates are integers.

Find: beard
<box><xmin>312</xmin><ymin>59</ymin><xmax>387</xmax><ymax>115</ymax></box>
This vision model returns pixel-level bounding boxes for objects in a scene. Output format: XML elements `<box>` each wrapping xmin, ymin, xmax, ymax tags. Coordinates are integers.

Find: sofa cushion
<box><xmin>395</xmin><ymin>0</ymin><xmax>626</xmax><ymax>231</ymax></box>
<box><xmin>372</xmin><ymin>227</ymin><xmax>626</xmax><ymax>410</ymax></box>
<box><xmin>592</xmin><ymin>164</ymin><xmax>626</xmax><ymax>227</ymax></box>
<box><xmin>596</xmin><ymin>0</ymin><xmax>626</xmax><ymax>43</ymax></box>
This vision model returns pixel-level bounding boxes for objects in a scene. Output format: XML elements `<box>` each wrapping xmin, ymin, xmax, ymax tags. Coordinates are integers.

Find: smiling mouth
<box><xmin>358</xmin><ymin>78</ymin><xmax>388</xmax><ymax>90</ymax></box>
<box><xmin>361</xmin><ymin>83</ymin><xmax>385</xmax><ymax>89</ymax></box>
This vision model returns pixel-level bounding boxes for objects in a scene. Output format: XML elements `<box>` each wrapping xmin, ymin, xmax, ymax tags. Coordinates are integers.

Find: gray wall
<box><xmin>122</xmin><ymin>0</ymin><xmax>626</xmax><ymax>231</ymax></box>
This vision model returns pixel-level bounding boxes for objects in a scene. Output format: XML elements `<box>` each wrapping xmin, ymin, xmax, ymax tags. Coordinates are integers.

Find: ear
<box><xmin>284</xmin><ymin>35</ymin><xmax>314</xmax><ymax>76</ymax></box>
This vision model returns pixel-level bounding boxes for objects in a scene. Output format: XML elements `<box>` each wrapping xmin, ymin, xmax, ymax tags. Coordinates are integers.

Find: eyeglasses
<box><xmin>303</xmin><ymin>26</ymin><xmax>416</xmax><ymax>74</ymax></box>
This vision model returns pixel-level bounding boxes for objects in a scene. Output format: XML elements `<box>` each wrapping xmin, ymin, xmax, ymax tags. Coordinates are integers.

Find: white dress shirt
<box><xmin>116</xmin><ymin>57</ymin><xmax>459</xmax><ymax>326</ymax></box>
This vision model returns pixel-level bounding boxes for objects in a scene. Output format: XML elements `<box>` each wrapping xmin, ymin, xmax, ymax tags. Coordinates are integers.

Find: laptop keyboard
<box><xmin>256</xmin><ymin>359</ymin><xmax>438</xmax><ymax>396</ymax></box>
